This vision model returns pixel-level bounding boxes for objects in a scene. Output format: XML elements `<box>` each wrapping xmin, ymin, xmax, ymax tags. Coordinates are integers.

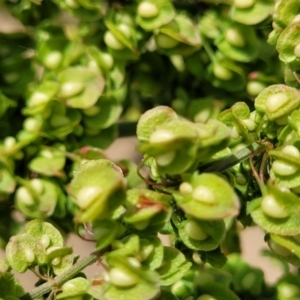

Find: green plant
<box><xmin>2</xmin><ymin>0</ymin><xmax>300</xmax><ymax>299</ymax></box>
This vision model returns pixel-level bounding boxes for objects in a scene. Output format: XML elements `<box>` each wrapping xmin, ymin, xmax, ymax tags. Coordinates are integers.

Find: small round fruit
<box><xmin>138</xmin><ymin>1</ymin><xmax>159</xmax><ymax>18</ymax></box>
<box><xmin>108</xmin><ymin>268</ymin><xmax>138</xmax><ymax>287</ymax></box>
<box><xmin>261</xmin><ymin>195</ymin><xmax>288</xmax><ymax>219</ymax></box>
<box><xmin>184</xmin><ymin>220</ymin><xmax>208</xmax><ymax>241</ymax></box>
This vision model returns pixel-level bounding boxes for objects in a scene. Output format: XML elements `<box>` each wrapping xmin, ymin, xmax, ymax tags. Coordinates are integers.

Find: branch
<box><xmin>21</xmin><ymin>253</ymin><xmax>99</xmax><ymax>300</ymax></box>
<box><xmin>200</xmin><ymin>142</ymin><xmax>264</xmax><ymax>173</ymax></box>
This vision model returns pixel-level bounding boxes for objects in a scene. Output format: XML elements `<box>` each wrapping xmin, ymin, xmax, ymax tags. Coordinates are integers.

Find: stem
<box><xmin>200</xmin><ymin>142</ymin><xmax>264</xmax><ymax>172</ymax></box>
<box><xmin>21</xmin><ymin>253</ymin><xmax>99</xmax><ymax>300</ymax></box>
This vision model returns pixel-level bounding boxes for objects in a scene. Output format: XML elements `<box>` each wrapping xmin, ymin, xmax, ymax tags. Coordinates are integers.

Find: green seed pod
<box><xmin>58</xmin><ymin>82</ymin><xmax>85</xmax><ymax>98</ymax></box>
<box><xmin>65</xmin><ymin>0</ymin><xmax>80</xmax><ymax>9</ymax></box>
<box><xmin>43</xmin><ymin>51</ymin><xmax>63</xmax><ymax>69</ymax></box>
<box><xmin>225</xmin><ymin>28</ymin><xmax>245</xmax><ymax>47</ymax></box>
<box><xmin>24</xmin><ymin>248</ymin><xmax>35</xmax><ymax>263</ymax></box>
<box><xmin>197</xmin><ymin>295</ymin><xmax>217</xmax><ymax>300</ymax></box>
<box><xmin>104</xmin><ymin>31</ymin><xmax>125</xmax><ymax>50</ymax></box>
<box><xmin>233</xmin><ymin>0</ymin><xmax>254</xmax><ymax>9</ymax></box>
<box><xmin>108</xmin><ymin>267</ymin><xmax>138</xmax><ymax>287</ymax></box>
<box><xmin>261</xmin><ymin>194</ymin><xmax>289</xmax><ymax>219</ymax></box>
<box><xmin>272</xmin><ymin>160</ymin><xmax>299</xmax><ymax>176</ymax></box>
<box><xmin>137</xmin><ymin>1</ymin><xmax>159</xmax><ymax>18</ymax></box>
<box><xmin>156</xmin><ymin>34</ymin><xmax>179</xmax><ymax>49</ymax></box>
<box><xmin>76</xmin><ymin>186</ymin><xmax>103</xmax><ymax>209</ymax></box>
<box><xmin>213</xmin><ymin>63</ymin><xmax>233</xmax><ymax>81</ymax></box>
<box><xmin>184</xmin><ymin>220</ymin><xmax>208</xmax><ymax>241</ymax></box>
<box><xmin>192</xmin><ymin>186</ymin><xmax>217</xmax><ymax>205</ymax></box>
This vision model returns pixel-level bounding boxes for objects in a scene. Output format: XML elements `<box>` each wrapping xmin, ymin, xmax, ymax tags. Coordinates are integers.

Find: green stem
<box><xmin>21</xmin><ymin>253</ymin><xmax>99</xmax><ymax>300</ymax></box>
<box><xmin>200</xmin><ymin>142</ymin><xmax>264</xmax><ymax>172</ymax></box>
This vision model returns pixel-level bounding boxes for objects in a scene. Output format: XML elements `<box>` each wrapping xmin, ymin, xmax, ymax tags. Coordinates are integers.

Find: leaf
<box><xmin>93</xmin><ymin>219</ymin><xmax>125</xmax><ymax>251</ymax></box>
<box><xmin>0</xmin><ymin>91</ymin><xmax>15</xmax><ymax>118</ymax></box>
<box><xmin>140</xmin><ymin>236</ymin><xmax>164</xmax><ymax>270</ymax></box>
<box><xmin>0</xmin><ymin>273</ymin><xmax>25</xmax><ymax>297</ymax></box>
<box><xmin>157</xmin><ymin>247</ymin><xmax>191</xmax><ymax>286</ymax></box>
<box><xmin>83</xmin><ymin>101</ymin><xmax>122</xmax><ymax>129</ymax></box>
<box><xmin>29</xmin><ymin>144</ymin><xmax>66</xmax><ymax>176</ymax></box>
<box><xmin>0</xmin><ymin>168</ymin><xmax>16</xmax><ymax>194</ymax></box>
<box><xmin>267</xmin><ymin>234</ymin><xmax>300</xmax><ymax>268</ymax></box>
<box><xmin>200</xmin><ymin>247</ymin><xmax>228</xmax><ymax>268</ymax></box>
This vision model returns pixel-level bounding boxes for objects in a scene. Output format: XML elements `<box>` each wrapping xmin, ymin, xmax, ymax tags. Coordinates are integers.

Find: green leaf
<box><xmin>0</xmin><ymin>168</ymin><xmax>16</xmax><ymax>194</ymax></box>
<box><xmin>0</xmin><ymin>91</ymin><xmax>15</xmax><ymax>118</ymax></box>
<box><xmin>157</xmin><ymin>247</ymin><xmax>191</xmax><ymax>286</ymax></box>
<box><xmin>140</xmin><ymin>236</ymin><xmax>164</xmax><ymax>270</ymax></box>
<box><xmin>93</xmin><ymin>219</ymin><xmax>125</xmax><ymax>251</ymax></box>
<box><xmin>0</xmin><ymin>273</ymin><xmax>25</xmax><ymax>297</ymax></box>
<box><xmin>83</xmin><ymin>101</ymin><xmax>122</xmax><ymax>129</ymax></box>
<box><xmin>52</xmin><ymin>0</ymin><xmax>105</xmax><ymax>20</ymax></box>
<box><xmin>224</xmin><ymin>254</ymin><xmax>264</xmax><ymax>295</ymax></box>
<box><xmin>200</xmin><ymin>247</ymin><xmax>228</xmax><ymax>268</ymax></box>
<box><xmin>29</xmin><ymin>144</ymin><xmax>66</xmax><ymax>176</ymax></box>
<box><xmin>267</xmin><ymin>234</ymin><xmax>300</xmax><ymax>268</ymax></box>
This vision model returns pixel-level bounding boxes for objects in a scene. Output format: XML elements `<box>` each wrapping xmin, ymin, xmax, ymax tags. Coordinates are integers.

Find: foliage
<box><xmin>1</xmin><ymin>0</ymin><xmax>300</xmax><ymax>299</ymax></box>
